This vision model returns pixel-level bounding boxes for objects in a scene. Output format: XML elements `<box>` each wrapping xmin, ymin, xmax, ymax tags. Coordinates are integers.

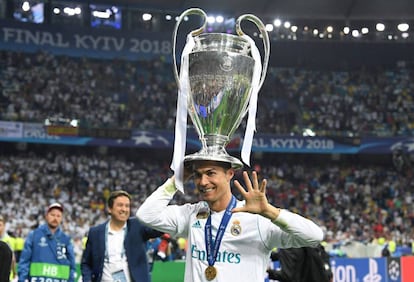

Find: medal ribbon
<box><xmin>240</xmin><ymin>34</ymin><xmax>262</xmax><ymax>167</ymax></box>
<box><xmin>205</xmin><ymin>196</ymin><xmax>237</xmax><ymax>267</ymax></box>
<box><xmin>104</xmin><ymin>222</ymin><xmax>127</xmax><ymax>263</ymax></box>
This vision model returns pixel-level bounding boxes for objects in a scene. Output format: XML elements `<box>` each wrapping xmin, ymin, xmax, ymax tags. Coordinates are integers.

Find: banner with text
<box><xmin>268</xmin><ymin>256</ymin><xmax>414</xmax><ymax>282</ymax></box>
<box><xmin>0</xmin><ymin>19</ymin><xmax>172</xmax><ymax>60</ymax></box>
<box><xmin>0</xmin><ymin>121</ymin><xmax>412</xmax><ymax>154</ymax></box>
<box><xmin>0</xmin><ymin>121</ymin><xmax>23</xmax><ymax>138</ymax></box>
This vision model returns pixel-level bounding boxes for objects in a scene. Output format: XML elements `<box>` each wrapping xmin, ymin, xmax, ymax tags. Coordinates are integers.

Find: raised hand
<box><xmin>232</xmin><ymin>171</ymin><xmax>281</xmax><ymax>220</ymax></box>
<box><xmin>232</xmin><ymin>171</ymin><xmax>268</xmax><ymax>214</ymax></box>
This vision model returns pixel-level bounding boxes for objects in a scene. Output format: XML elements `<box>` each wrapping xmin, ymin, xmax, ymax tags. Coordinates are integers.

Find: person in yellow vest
<box><xmin>176</xmin><ymin>237</ymin><xmax>188</xmax><ymax>260</ymax></box>
<box><xmin>82</xmin><ymin>235</ymin><xmax>87</xmax><ymax>250</ymax></box>
<box><xmin>14</xmin><ymin>236</ymin><xmax>25</xmax><ymax>261</ymax></box>
<box><xmin>388</xmin><ymin>239</ymin><xmax>397</xmax><ymax>255</ymax></box>
<box><xmin>411</xmin><ymin>241</ymin><xmax>414</xmax><ymax>255</ymax></box>
<box><xmin>0</xmin><ymin>215</ymin><xmax>17</xmax><ymax>281</ymax></box>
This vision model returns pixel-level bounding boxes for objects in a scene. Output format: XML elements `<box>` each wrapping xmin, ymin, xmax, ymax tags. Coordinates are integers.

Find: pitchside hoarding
<box><xmin>266</xmin><ymin>257</ymin><xmax>414</xmax><ymax>282</ymax></box>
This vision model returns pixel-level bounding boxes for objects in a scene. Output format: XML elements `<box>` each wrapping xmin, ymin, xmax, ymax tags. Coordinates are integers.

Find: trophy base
<box><xmin>184</xmin><ymin>151</ymin><xmax>243</xmax><ymax>170</ymax></box>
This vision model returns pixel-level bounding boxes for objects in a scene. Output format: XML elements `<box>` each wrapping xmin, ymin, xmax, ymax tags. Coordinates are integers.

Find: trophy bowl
<box><xmin>184</xmin><ymin>33</ymin><xmax>255</xmax><ymax>168</ymax></box>
<box><xmin>171</xmin><ymin>8</ymin><xmax>270</xmax><ymax>183</ymax></box>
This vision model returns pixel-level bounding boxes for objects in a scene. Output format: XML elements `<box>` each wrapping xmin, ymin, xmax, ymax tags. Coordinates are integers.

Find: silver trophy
<box><xmin>171</xmin><ymin>8</ymin><xmax>269</xmax><ymax>186</ymax></box>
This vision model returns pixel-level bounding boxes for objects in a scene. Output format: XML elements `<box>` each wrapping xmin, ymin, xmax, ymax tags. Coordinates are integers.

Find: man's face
<box><xmin>0</xmin><ymin>220</ymin><xmax>5</xmax><ymax>236</ymax></box>
<box><xmin>46</xmin><ymin>209</ymin><xmax>63</xmax><ymax>230</ymax></box>
<box><xmin>108</xmin><ymin>195</ymin><xmax>131</xmax><ymax>223</ymax></box>
<box><xmin>193</xmin><ymin>161</ymin><xmax>234</xmax><ymax>202</ymax></box>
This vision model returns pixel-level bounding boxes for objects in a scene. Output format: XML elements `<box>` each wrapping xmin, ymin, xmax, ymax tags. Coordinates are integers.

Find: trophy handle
<box><xmin>172</xmin><ymin>8</ymin><xmax>207</xmax><ymax>87</ymax></box>
<box><xmin>235</xmin><ymin>14</ymin><xmax>270</xmax><ymax>89</ymax></box>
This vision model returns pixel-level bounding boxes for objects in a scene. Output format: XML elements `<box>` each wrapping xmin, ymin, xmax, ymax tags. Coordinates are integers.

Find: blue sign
<box><xmin>0</xmin><ymin>19</ymin><xmax>172</xmax><ymax>61</ymax></box>
<box><xmin>331</xmin><ymin>257</ymin><xmax>387</xmax><ymax>282</ymax></box>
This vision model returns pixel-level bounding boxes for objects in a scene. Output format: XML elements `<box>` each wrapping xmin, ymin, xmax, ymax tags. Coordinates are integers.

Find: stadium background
<box><xmin>1</xmin><ymin>0</ymin><xmax>414</xmax><ymax>281</ymax></box>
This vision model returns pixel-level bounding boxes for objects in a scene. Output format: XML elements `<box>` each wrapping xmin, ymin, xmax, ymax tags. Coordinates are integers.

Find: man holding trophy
<box><xmin>136</xmin><ymin>8</ymin><xmax>323</xmax><ymax>282</ymax></box>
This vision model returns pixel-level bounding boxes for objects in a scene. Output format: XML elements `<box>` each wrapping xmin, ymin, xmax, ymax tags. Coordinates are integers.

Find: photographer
<box><xmin>267</xmin><ymin>244</ymin><xmax>332</xmax><ymax>282</ymax></box>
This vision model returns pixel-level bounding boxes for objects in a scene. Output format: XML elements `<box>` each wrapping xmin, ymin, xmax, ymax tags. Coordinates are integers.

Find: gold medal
<box><xmin>197</xmin><ymin>203</ymin><xmax>210</xmax><ymax>219</ymax></box>
<box><xmin>205</xmin><ymin>265</ymin><xmax>217</xmax><ymax>281</ymax></box>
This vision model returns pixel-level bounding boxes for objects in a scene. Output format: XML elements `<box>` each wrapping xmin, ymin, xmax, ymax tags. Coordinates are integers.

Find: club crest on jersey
<box><xmin>230</xmin><ymin>219</ymin><xmax>242</xmax><ymax>236</ymax></box>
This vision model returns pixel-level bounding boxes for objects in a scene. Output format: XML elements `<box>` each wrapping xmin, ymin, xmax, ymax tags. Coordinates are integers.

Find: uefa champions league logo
<box><xmin>391</xmin><ymin>138</ymin><xmax>414</xmax><ymax>174</ymax></box>
<box><xmin>388</xmin><ymin>260</ymin><xmax>400</xmax><ymax>281</ymax></box>
<box><xmin>390</xmin><ymin>138</ymin><xmax>414</xmax><ymax>153</ymax></box>
<box><xmin>38</xmin><ymin>236</ymin><xmax>48</xmax><ymax>247</ymax></box>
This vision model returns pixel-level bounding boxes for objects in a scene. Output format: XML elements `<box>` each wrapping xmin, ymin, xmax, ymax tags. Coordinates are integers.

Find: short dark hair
<box><xmin>190</xmin><ymin>160</ymin><xmax>232</xmax><ymax>171</ymax></box>
<box><xmin>107</xmin><ymin>190</ymin><xmax>131</xmax><ymax>208</ymax></box>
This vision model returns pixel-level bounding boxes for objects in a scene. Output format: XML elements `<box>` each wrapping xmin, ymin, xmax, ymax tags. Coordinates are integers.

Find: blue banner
<box><xmin>331</xmin><ymin>257</ymin><xmax>387</xmax><ymax>282</ymax></box>
<box><xmin>268</xmin><ymin>257</ymin><xmax>403</xmax><ymax>282</ymax></box>
<box><xmin>0</xmin><ymin>19</ymin><xmax>172</xmax><ymax>61</ymax></box>
<box><xmin>249</xmin><ymin>135</ymin><xmax>414</xmax><ymax>154</ymax></box>
<box><xmin>250</xmin><ymin>135</ymin><xmax>359</xmax><ymax>153</ymax></box>
<box><xmin>0</xmin><ymin>122</ymin><xmax>412</xmax><ymax>154</ymax></box>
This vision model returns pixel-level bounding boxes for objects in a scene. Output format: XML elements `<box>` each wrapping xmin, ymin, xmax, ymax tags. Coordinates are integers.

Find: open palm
<box><xmin>232</xmin><ymin>171</ymin><xmax>269</xmax><ymax>215</ymax></box>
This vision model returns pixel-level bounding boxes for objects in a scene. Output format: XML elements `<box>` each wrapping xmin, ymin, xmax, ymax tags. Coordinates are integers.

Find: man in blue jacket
<box><xmin>81</xmin><ymin>190</ymin><xmax>163</xmax><ymax>282</ymax></box>
<box><xmin>18</xmin><ymin>203</ymin><xmax>76</xmax><ymax>282</ymax></box>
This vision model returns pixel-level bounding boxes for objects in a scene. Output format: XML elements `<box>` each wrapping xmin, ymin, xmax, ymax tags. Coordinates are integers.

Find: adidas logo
<box><xmin>192</xmin><ymin>220</ymin><xmax>202</xmax><ymax>228</ymax></box>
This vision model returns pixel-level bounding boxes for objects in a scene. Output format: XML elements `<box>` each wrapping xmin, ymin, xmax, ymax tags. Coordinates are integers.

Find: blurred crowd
<box><xmin>0</xmin><ymin>50</ymin><xmax>177</xmax><ymax>130</ymax></box>
<box><xmin>0</xmin><ymin>149</ymin><xmax>413</xmax><ymax>261</ymax></box>
<box><xmin>1</xmin><ymin>50</ymin><xmax>414</xmax><ymax>136</ymax></box>
<box><xmin>1</xmin><ymin>49</ymin><xmax>414</xmax><ymax>262</ymax></box>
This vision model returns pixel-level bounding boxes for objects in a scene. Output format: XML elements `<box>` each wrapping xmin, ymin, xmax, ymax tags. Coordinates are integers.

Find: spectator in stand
<box><xmin>267</xmin><ymin>244</ymin><xmax>332</xmax><ymax>282</ymax></box>
<box><xmin>156</xmin><ymin>233</ymin><xmax>172</xmax><ymax>261</ymax></box>
<box><xmin>2</xmin><ymin>49</ymin><xmax>414</xmax><ymax>136</ymax></box>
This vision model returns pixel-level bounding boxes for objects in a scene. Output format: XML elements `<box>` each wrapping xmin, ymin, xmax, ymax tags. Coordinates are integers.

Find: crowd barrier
<box><xmin>71</xmin><ymin>256</ymin><xmax>414</xmax><ymax>282</ymax></box>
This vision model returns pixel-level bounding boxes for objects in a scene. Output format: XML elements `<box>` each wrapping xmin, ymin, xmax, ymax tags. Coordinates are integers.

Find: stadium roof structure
<box><xmin>10</xmin><ymin>0</ymin><xmax>414</xmax><ymax>66</ymax></box>
<box><xmin>106</xmin><ymin>0</ymin><xmax>414</xmax><ymax>20</ymax></box>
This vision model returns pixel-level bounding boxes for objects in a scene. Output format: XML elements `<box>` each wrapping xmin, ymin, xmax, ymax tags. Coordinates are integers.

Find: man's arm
<box><xmin>8</xmin><ymin>251</ymin><xmax>17</xmax><ymax>281</ymax></box>
<box><xmin>141</xmin><ymin>225</ymin><xmax>164</xmax><ymax>241</ymax></box>
<box><xmin>80</xmin><ymin>231</ymin><xmax>93</xmax><ymax>282</ymax></box>
<box><xmin>0</xmin><ymin>241</ymin><xmax>13</xmax><ymax>281</ymax></box>
<box><xmin>267</xmin><ymin>269</ymin><xmax>285</xmax><ymax>281</ymax></box>
<box><xmin>270</xmin><ymin>251</ymin><xmax>279</xmax><ymax>261</ymax></box>
<box><xmin>65</xmin><ymin>236</ymin><xmax>76</xmax><ymax>282</ymax></box>
<box><xmin>136</xmin><ymin>178</ymin><xmax>181</xmax><ymax>235</ymax></box>
<box><xmin>17</xmin><ymin>232</ymin><xmax>34</xmax><ymax>282</ymax></box>
<box><xmin>232</xmin><ymin>171</ymin><xmax>323</xmax><ymax>246</ymax></box>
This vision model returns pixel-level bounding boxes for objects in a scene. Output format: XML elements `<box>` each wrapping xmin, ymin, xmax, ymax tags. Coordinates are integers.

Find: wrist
<box><xmin>163</xmin><ymin>177</ymin><xmax>177</xmax><ymax>196</ymax></box>
<box><xmin>262</xmin><ymin>204</ymin><xmax>281</xmax><ymax>221</ymax></box>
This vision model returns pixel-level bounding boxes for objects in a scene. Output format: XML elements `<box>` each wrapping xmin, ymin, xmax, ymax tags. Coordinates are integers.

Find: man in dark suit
<box><xmin>0</xmin><ymin>240</ymin><xmax>13</xmax><ymax>282</ymax></box>
<box><xmin>81</xmin><ymin>190</ymin><xmax>163</xmax><ymax>282</ymax></box>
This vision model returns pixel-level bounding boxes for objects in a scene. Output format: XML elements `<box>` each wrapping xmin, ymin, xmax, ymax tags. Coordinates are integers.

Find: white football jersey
<box><xmin>137</xmin><ymin>179</ymin><xmax>323</xmax><ymax>282</ymax></box>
